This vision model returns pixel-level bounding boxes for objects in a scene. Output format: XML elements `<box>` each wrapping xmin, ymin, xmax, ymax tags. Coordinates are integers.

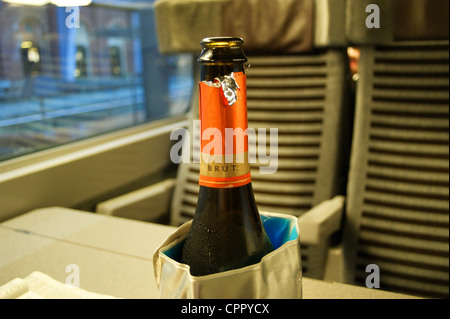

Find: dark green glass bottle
<box><xmin>180</xmin><ymin>37</ymin><xmax>274</xmax><ymax>276</ymax></box>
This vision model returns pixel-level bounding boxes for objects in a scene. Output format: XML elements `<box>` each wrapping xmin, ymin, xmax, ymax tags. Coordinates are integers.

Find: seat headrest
<box><xmin>154</xmin><ymin>0</ymin><xmax>314</xmax><ymax>54</ymax></box>
<box><xmin>346</xmin><ymin>0</ymin><xmax>449</xmax><ymax>44</ymax></box>
<box><xmin>393</xmin><ymin>0</ymin><xmax>449</xmax><ymax>41</ymax></box>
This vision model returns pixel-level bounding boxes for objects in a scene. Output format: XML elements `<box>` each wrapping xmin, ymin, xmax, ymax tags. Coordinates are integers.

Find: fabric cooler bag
<box><xmin>153</xmin><ymin>212</ymin><xmax>302</xmax><ymax>298</ymax></box>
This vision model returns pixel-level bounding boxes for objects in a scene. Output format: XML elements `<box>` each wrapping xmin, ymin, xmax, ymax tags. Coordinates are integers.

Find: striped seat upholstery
<box><xmin>170</xmin><ymin>49</ymin><xmax>352</xmax><ymax>279</ymax></box>
<box><xmin>343</xmin><ymin>41</ymin><xmax>449</xmax><ymax>298</ymax></box>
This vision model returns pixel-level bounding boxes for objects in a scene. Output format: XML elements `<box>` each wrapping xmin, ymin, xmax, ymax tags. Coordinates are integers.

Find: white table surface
<box><xmin>0</xmin><ymin>207</ymin><xmax>420</xmax><ymax>299</ymax></box>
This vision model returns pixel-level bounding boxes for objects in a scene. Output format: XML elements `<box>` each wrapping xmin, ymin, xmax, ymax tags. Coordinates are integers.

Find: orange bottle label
<box><xmin>199</xmin><ymin>71</ymin><xmax>251</xmax><ymax>188</ymax></box>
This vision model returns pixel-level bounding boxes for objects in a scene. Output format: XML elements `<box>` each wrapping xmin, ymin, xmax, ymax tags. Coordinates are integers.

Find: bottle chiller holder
<box><xmin>153</xmin><ymin>212</ymin><xmax>302</xmax><ymax>298</ymax></box>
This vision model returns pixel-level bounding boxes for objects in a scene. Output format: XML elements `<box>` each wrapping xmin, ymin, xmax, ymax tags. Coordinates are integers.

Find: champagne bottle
<box><xmin>180</xmin><ymin>37</ymin><xmax>274</xmax><ymax>276</ymax></box>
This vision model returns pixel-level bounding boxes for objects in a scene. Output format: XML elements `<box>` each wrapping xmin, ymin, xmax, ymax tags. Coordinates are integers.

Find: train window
<box><xmin>0</xmin><ymin>1</ymin><xmax>194</xmax><ymax>162</ymax></box>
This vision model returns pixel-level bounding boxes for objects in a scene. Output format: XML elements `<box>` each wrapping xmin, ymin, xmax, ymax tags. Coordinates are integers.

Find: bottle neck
<box><xmin>200</xmin><ymin>63</ymin><xmax>244</xmax><ymax>82</ymax></box>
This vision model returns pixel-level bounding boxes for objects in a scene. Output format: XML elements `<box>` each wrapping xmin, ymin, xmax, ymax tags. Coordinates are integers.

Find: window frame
<box><xmin>0</xmin><ymin>113</ymin><xmax>189</xmax><ymax>222</ymax></box>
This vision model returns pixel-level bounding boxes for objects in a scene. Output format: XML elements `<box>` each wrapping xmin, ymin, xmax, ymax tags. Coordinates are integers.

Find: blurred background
<box><xmin>0</xmin><ymin>0</ymin><xmax>448</xmax><ymax>298</ymax></box>
<box><xmin>0</xmin><ymin>0</ymin><xmax>194</xmax><ymax>161</ymax></box>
